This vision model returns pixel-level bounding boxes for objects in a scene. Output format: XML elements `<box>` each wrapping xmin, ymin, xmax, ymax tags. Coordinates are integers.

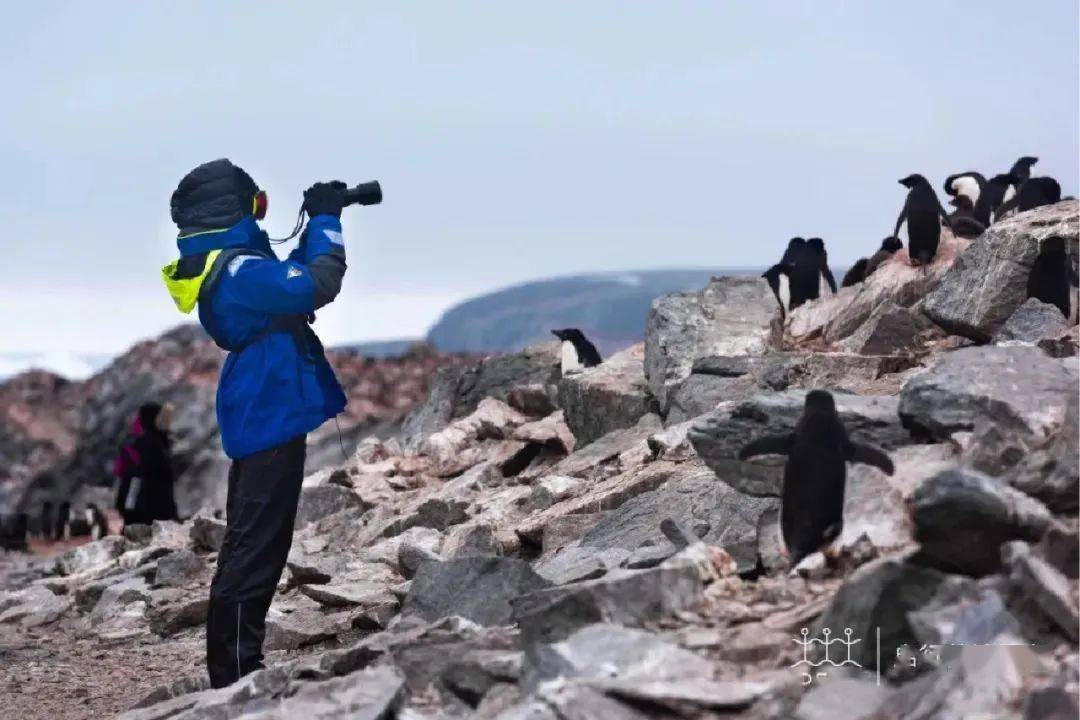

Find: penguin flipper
<box><xmin>738</xmin><ymin>433</ymin><xmax>793</xmax><ymax>460</ymax></box>
<box><xmin>847</xmin><ymin>442</ymin><xmax>894</xmax><ymax>475</ymax></box>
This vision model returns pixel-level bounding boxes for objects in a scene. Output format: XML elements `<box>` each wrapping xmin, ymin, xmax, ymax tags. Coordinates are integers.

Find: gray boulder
<box><xmin>644</xmin><ymin>276</ymin><xmax>776</xmax><ymax>413</ymax></box>
<box><xmin>152</xmin><ymin>548</ymin><xmax>205</xmax><ymax>587</ymax></box>
<box><xmin>1003</xmin><ymin>541</ymin><xmax>1079</xmax><ymax>642</ymax></box>
<box><xmin>189</xmin><ymin>512</ymin><xmax>225</xmax><ymax>552</ymax></box>
<box><xmin>576</xmin><ymin>468</ymin><xmax>776</xmax><ymax>572</ymax></box>
<box><xmin>402</xmin><ymin>557</ymin><xmax>552</xmax><ymax>626</ymax></box>
<box><xmin>557</xmin><ymin>344</ymin><xmax>658</xmax><ymax>446</ymax></box>
<box><xmin>995</xmin><ymin>297</ymin><xmax>1069</xmax><ymax>344</ymax></box>
<box><xmin>899</xmin><ymin>345</ymin><xmax>1077</xmax><ymax>443</ymax></box>
<box><xmin>264</xmin><ymin>607</ymin><xmax>342</xmax><ymax>650</ymax></box>
<box><xmin>923</xmin><ymin>200</ymin><xmax>1079</xmax><ymax>341</ymax></box>
<box><xmin>1008</xmin><ymin>388</ymin><xmax>1079</xmax><ymax>512</ymax></box>
<box><xmin>910</xmin><ymin>468</ymin><xmax>1051</xmax><ymax>575</ymax></box>
<box><xmin>295</xmin><ymin>484</ymin><xmax>365</xmax><ymax>528</ymax></box>
<box><xmin>688</xmin><ymin>390</ymin><xmax>911</xmax><ymax>496</ymax></box>
<box><xmin>815</xmin><ymin>556</ymin><xmax>972</xmax><ymax>668</ymax></box>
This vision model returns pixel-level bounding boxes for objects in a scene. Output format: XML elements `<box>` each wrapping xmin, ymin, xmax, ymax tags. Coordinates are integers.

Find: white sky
<box><xmin>2</xmin><ymin>1</ymin><xmax>1077</xmax><ymax>353</ymax></box>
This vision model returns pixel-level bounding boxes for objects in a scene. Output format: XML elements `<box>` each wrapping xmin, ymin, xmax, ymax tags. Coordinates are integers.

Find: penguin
<box><xmin>1010</xmin><ymin>156</ymin><xmax>1039</xmax><ymax>183</ymax></box>
<box><xmin>895</xmin><ymin>174</ymin><xmax>952</xmax><ymax>266</ymax></box>
<box><xmin>737</xmin><ymin>390</ymin><xmax>894</xmax><ymax>569</ymax></box>
<box><xmin>806</xmin><ymin>238</ymin><xmax>838</xmax><ymax>296</ymax></box>
<box><xmin>942</xmin><ymin>171</ymin><xmax>992</xmax><ymax>226</ymax></box>
<box><xmin>54</xmin><ymin>501</ymin><xmax>70</xmax><ymax>541</ymax></box>
<box><xmin>551</xmin><ymin>329</ymin><xmax>602</xmax><ymax>374</ymax></box>
<box><xmin>1027</xmin><ymin>236</ymin><xmax>1076</xmax><ymax>319</ymax></box>
<box><xmin>87</xmin><ymin>504</ymin><xmax>109</xmax><ymax>540</ymax></box>
<box><xmin>841</xmin><ymin>258</ymin><xmax>869</xmax><ymax>288</ymax></box>
<box><xmin>762</xmin><ymin>262</ymin><xmax>793</xmax><ymax>320</ymax></box>
<box><xmin>947</xmin><ymin>195</ymin><xmax>988</xmax><ymax>239</ymax></box>
<box><xmin>864</xmin><ymin>236</ymin><xmax>903</xmax><ymax>277</ymax></box>
<box><xmin>996</xmin><ymin>176</ymin><xmax>1062</xmax><ymax>219</ymax></box>
<box><xmin>39</xmin><ymin>501</ymin><xmax>54</xmax><ymax>540</ymax></box>
<box><xmin>986</xmin><ymin>173</ymin><xmax>1019</xmax><ymax>219</ymax></box>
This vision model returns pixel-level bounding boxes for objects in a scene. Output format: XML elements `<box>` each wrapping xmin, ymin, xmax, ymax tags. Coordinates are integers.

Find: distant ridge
<box><xmin>424</xmin><ymin>268</ymin><xmax>760</xmax><ymax>355</ymax></box>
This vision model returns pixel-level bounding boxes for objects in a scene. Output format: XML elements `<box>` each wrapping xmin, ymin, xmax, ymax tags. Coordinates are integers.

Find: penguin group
<box><xmin>764</xmin><ymin>154</ymin><xmax>1072</xmax><ymax>319</ymax></box>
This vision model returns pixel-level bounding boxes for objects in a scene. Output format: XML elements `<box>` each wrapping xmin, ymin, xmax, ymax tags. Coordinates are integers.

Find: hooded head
<box><xmin>806</xmin><ymin>237</ymin><xmax>826</xmax><ymax>255</ymax></box>
<box><xmin>171</xmin><ymin>159</ymin><xmax>260</xmax><ymax>237</ymax></box>
<box><xmin>805</xmin><ymin>389</ymin><xmax>836</xmax><ymax>414</ymax></box>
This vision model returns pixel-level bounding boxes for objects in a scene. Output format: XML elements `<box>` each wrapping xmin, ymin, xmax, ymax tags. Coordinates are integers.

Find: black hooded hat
<box><xmin>171</xmin><ymin>159</ymin><xmax>259</xmax><ymax>235</ymax></box>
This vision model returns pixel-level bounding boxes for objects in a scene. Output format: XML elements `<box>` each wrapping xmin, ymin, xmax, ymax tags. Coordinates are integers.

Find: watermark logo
<box><xmin>791</xmin><ymin>627</ymin><xmax>865</xmax><ymax>686</ymax></box>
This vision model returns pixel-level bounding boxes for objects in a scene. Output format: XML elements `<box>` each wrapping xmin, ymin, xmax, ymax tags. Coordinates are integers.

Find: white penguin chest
<box><xmin>560</xmin><ymin>341</ymin><xmax>583</xmax><ymax>374</ymax></box>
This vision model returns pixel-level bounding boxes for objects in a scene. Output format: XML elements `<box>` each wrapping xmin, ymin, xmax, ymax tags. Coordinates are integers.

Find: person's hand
<box><xmin>303</xmin><ymin>181</ymin><xmax>347</xmax><ymax>218</ymax></box>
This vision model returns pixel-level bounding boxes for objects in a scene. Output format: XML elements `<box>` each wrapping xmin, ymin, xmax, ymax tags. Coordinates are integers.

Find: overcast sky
<box><xmin>2</xmin><ymin>1</ymin><xmax>1077</xmax><ymax>354</ymax></box>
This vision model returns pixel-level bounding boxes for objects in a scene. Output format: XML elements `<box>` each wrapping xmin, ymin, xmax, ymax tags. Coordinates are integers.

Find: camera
<box><xmin>343</xmin><ymin>181</ymin><xmax>382</xmax><ymax>207</ymax></box>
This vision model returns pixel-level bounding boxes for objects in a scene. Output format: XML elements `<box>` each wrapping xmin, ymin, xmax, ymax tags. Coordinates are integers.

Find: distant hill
<box><xmin>425</xmin><ymin>268</ymin><xmax>759</xmax><ymax>355</ymax></box>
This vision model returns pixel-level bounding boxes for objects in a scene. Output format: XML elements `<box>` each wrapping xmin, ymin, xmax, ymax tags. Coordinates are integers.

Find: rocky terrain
<box><xmin>1</xmin><ymin>327</ymin><xmax>472</xmax><ymax>518</ymax></box>
<box><xmin>0</xmin><ymin>201</ymin><xmax>1077</xmax><ymax>719</ymax></box>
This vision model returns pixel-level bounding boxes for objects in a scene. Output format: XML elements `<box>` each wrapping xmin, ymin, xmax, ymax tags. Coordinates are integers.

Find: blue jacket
<box><xmin>163</xmin><ymin>215</ymin><xmax>347</xmax><ymax>459</ymax></box>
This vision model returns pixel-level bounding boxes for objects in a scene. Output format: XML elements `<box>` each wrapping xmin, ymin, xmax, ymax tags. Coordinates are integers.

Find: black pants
<box><xmin>206</xmin><ymin>435</ymin><xmax>306</xmax><ymax>688</ymax></box>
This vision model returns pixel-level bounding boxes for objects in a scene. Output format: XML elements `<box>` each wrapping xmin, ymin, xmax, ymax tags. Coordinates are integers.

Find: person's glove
<box><xmin>303</xmin><ymin>181</ymin><xmax>347</xmax><ymax>218</ymax></box>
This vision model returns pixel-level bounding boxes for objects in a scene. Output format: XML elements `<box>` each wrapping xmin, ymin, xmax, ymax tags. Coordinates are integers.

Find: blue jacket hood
<box><xmin>177</xmin><ymin>216</ymin><xmax>274</xmax><ymax>258</ymax></box>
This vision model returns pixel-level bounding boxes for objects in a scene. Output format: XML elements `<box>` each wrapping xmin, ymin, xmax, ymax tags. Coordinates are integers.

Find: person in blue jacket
<box><xmin>163</xmin><ymin>159</ymin><xmax>348</xmax><ymax>687</ymax></box>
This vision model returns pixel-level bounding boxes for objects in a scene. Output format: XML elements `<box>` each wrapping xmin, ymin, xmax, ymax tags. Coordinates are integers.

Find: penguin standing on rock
<box><xmin>738</xmin><ymin>390</ymin><xmax>894</xmax><ymax>569</ymax></box>
<box><xmin>841</xmin><ymin>259</ymin><xmax>869</xmax><ymax>288</ymax></box>
<box><xmin>895</xmin><ymin>174</ymin><xmax>952</xmax><ymax>266</ymax></box>
<box><xmin>551</xmin><ymin>329</ymin><xmax>602</xmax><ymax>375</ymax></box>
<box><xmin>1027</xmin><ymin>236</ymin><xmax>1078</xmax><ymax>319</ymax></box>
<box><xmin>864</xmin><ymin>237</ymin><xmax>903</xmax><ymax>277</ymax></box>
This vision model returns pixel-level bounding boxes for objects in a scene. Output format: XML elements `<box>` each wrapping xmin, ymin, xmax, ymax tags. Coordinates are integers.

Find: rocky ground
<box><xmin>1</xmin><ymin>201</ymin><xmax>1078</xmax><ymax>719</ymax></box>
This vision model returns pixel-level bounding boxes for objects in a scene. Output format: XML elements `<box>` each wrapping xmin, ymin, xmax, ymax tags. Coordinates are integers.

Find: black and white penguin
<box><xmin>1027</xmin><ymin>236</ymin><xmax>1076</xmax><ymax>319</ymax></box>
<box><xmin>738</xmin><ymin>390</ymin><xmax>894</xmax><ymax>569</ymax></box>
<box><xmin>762</xmin><ymin>262</ymin><xmax>793</xmax><ymax>319</ymax></box>
<box><xmin>895</xmin><ymin>174</ymin><xmax>951</xmax><ymax>266</ymax></box>
<box><xmin>942</xmin><ymin>171</ymin><xmax>992</xmax><ymax>226</ymax></box>
<box><xmin>996</xmin><ymin>176</ymin><xmax>1062</xmax><ymax>219</ymax></box>
<box><xmin>864</xmin><ymin>236</ymin><xmax>903</xmax><ymax>277</ymax></box>
<box><xmin>841</xmin><ymin>258</ymin><xmax>869</xmax><ymax>288</ymax></box>
<box><xmin>947</xmin><ymin>195</ymin><xmax>988</xmax><ymax>239</ymax></box>
<box><xmin>54</xmin><ymin>501</ymin><xmax>70</xmax><ymax>541</ymax></box>
<box><xmin>986</xmin><ymin>173</ymin><xmax>1019</xmax><ymax>219</ymax></box>
<box><xmin>806</xmin><ymin>238</ymin><xmax>838</xmax><ymax>296</ymax></box>
<box><xmin>0</xmin><ymin>513</ymin><xmax>29</xmax><ymax>551</ymax></box>
<box><xmin>1010</xmin><ymin>156</ymin><xmax>1039</xmax><ymax>183</ymax></box>
<box><xmin>87</xmin><ymin>504</ymin><xmax>109</xmax><ymax>540</ymax></box>
<box><xmin>551</xmin><ymin>329</ymin><xmax>602</xmax><ymax>374</ymax></box>
<box><xmin>39</xmin><ymin>501</ymin><xmax>54</xmax><ymax>540</ymax></box>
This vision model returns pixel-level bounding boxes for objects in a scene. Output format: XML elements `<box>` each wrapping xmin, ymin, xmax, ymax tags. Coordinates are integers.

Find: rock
<box><xmin>594</xmin><ymin>676</ymin><xmax>768</xmax><ymax>713</ymax></box>
<box><xmin>123</xmin><ymin>524</ymin><xmax>153</xmax><ymax>544</ymax></box>
<box><xmin>996</xmin><ymin>297</ymin><xmax>1070</xmax><ymax>343</ymax></box>
<box><xmin>907</xmin><ymin>584</ymin><xmax>1023</xmax><ymax>647</ymax></box>
<box><xmin>575</xmin><ymin>468</ymin><xmax>775</xmax><ymax>572</ymax></box>
<box><xmin>1008</xmin><ymin>389</ymin><xmax>1079</xmax><ymax>512</ymax></box>
<box><xmin>1038</xmin><ymin>524</ymin><xmax>1079</xmax><ymax>579</ymax></box>
<box><xmin>398</xmin><ymin>541</ymin><xmax>442</xmax><ymax>578</ymax></box>
<box><xmin>646</xmin><ymin>421</ymin><xmax>697</xmax><ymax>462</ymax></box>
<box><xmin>557</xmin><ymin>344</ymin><xmax>658</xmax><ymax>446</ymax></box>
<box><xmin>401</xmin><ymin>343</ymin><xmax>560</xmax><ymax>448</ymax></box>
<box><xmin>286</xmin><ymin>551</ymin><xmax>344</xmax><ymax>586</ymax></box>
<box><xmin>264</xmin><ymin>607</ymin><xmax>342</xmax><ymax>650</ymax></box>
<box><xmin>787</xmin><ymin>231</ymin><xmax>969</xmax><ymax>346</ymax></box>
<box><xmin>1023</xmin><ymin>685</ymin><xmax>1080</xmax><ymax>719</ymax></box>
<box><xmin>414</xmin><ymin>497</ymin><xmax>469</xmax><ymax>531</ymax></box>
<box><xmin>147</xmin><ymin>594</ymin><xmax>208</xmax><ymax>636</ymax></box>
<box><xmin>299</xmin><ymin>581</ymin><xmax>398</xmax><ymax>610</ymax></box>
<box><xmin>260</xmin><ymin>664</ymin><xmax>406</xmax><ymax>719</ymax></box>
<box><xmin>688</xmin><ymin>390</ymin><xmax>911</xmax><ymax>496</ymax></box>
<box><xmin>513</xmin><ymin>551</ymin><xmax>713</xmax><ymax>649</ymax></box>
<box><xmin>442</xmin><ymin>522</ymin><xmax>501</xmax><ymax>559</ymax></box>
<box><xmin>1039</xmin><ymin>323</ymin><xmax>1080</xmax><ymax>358</ymax></box>
<box><xmin>535</xmin><ymin>682</ymin><xmax>652</xmax><ymax>720</ymax></box>
<box><xmin>526</xmin><ymin>476</ymin><xmax>585</xmax><ymax>511</ymax></box>
<box><xmin>534</xmin><ymin>546</ymin><xmax>630</xmax><ymax>585</ymax></box>
<box><xmin>1004</xmin><ymin>542</ymin><xmax>1079</xmax><ymax>641</ymax></box>
<box><xmin>837</xmin><ymin>300</ymin><xmax>945</xmax><ymax>355</ymax></box>
<box><xmin>794</xmin><ymin>676</ymin><xmax>890</xmax><ymax>720</ymax></box>
<box><xmin>149</xmin><ymin>520</ymin><xmax>189</xmax><ymax>550</ymax></box>
<box><xmin>815</xmin><ymin>556</ymin><xmax>972</xmax><ymax>668</ymax></box>
<box><xmin>189</xmin><ymin>512</ymin><xmax>226</xmax><ymax>552</ymax></box>
<box><xmin>910</xmin><ymin>468</ymin><xmax>1052</xmax><ymax>575</ymax></box>
<box><xmin>536</xmin><ymin>413</ymin><xmax>663</xmax><ymax>481</ymax></box>
<box><xmin>421</xmin><ymin>398</ymin><xmax>527</xmax><ymax>475</ymax></box>
<box><xmin>0</xmin><ymin>585</ymin><xmax>70</xmax><ymax>627</ymax></box>
<box><xmin>512</xmin><ymin>411</ymin><xmax>575</xmax><ymax>455</ymax></box>
<box><xmin>89</xmin><ymin>575</ymin><xmax>152</xmax><ymax>627</ymax></box>
<box><xmin>295</xmin><ymin>484</ymin><xmax>365</xmax><ymax>527</ymax></box>
<box><xmin>152</xmin><ymin>548</ymin><xmax>205</xmax><ymax>587</ymax></box>
<box><xmin>836</xmin><ymin>444</ymin><xmax>957</xmax><ymax>558</ymax></box>
<box><xmin>55</xmin><ymin>535</ymin><xmax>126</xmax><ymax>576</ymax></box>
<box><xmin>403</xmin><ymin>557</ymin><xmax>552</xmax><ymax>626</ymax></box>
<box><xmin>644</xmin><ymin>276</ymin><xmax>776</xmax><ymax>412</ymax></box>
<box><xmin>923</xmin><ymin>201</ymin><xmax>1078</xmax><ymax>341</ymax></box>
<box><xmin>899</xmin><ymin>345</ymin><xmax>1077</xmax><ymax>443</ymax></box>
<box><xmin>521</xmin><ymin>623</ymin><xmax>713</xmax><ymax>693</ymax></box>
